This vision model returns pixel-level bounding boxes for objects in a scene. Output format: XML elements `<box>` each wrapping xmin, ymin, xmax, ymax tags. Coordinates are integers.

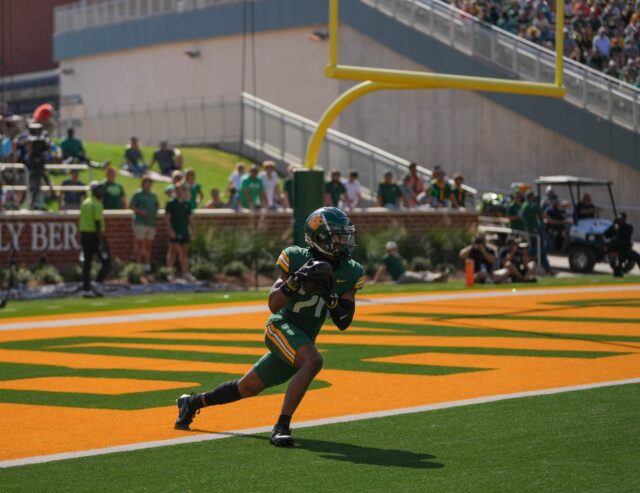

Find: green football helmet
<box><xmin>304</xmin><ymin>207</ymin><xmax>356</xmax><ymax>260</ymax></box>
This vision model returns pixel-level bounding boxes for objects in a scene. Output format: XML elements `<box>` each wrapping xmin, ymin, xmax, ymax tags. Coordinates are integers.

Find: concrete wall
<box><xmin>338</xmin><ymin>26</ymin><xmax>640</xmax><ymax>230</ymax></box>
<box><xmin>60</xmin><ymin>27</ymin><xmax>339</xmax><ymax>122</ymax></box>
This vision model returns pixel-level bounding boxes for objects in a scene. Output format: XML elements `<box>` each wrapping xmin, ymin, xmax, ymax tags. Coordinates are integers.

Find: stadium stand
<box><xmin>447</xmin><ymin>0</ymin><xmax>640</xmax><ymax>86</ymax></box>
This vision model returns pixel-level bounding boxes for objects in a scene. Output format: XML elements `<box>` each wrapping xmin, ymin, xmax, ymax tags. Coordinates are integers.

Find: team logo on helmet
<box><xmin>307</xmin><ymin>213</ymin><xmax>324</xmax><ymax>231</ymax></box>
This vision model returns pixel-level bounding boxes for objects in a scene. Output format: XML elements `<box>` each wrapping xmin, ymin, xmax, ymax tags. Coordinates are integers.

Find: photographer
<box><xmin>24</xmin><ymin>122</ymin><xmax>56</xmax><ymax>209</ymax></box>
<box><xmin>79</xmin><ymin>182</ymin><xmax>111</xmax><ymax>297</ymax></box>
<box><xmin>459</xmin><ymin>233</ymin><xmax>510</xmax><ymax>284</ymax></box>
<box><xmin>499</xmin><ymin>237</ymin><xmax>537</xmax><ymax>282</ymax></box>
<box><xmin>604</xmin><ymin>213</ymin><xmax>640</xmax><ymax>277</ymax></box>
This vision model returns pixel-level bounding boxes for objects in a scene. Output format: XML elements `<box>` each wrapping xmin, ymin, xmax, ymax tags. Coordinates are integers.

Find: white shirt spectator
<box><xmin>228</xmin><ymin>170</ymin><xmax>245</xmax><ymax>191</ymax></box>
<box><xmin>259</xmin><ymin>169</ymin><xmax>280</xmax><ymax>208</ymax></box>
<box><xmin>344</xmin><ymin>179</ymin><xmax>362</xmax><ymax>209</ymax></box>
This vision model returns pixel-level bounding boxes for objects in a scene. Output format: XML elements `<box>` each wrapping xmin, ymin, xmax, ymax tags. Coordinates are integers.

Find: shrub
<box><xmin>223</xmin><ymin>260</ymin><xmax>248</xmax><ymax>278</ymax></box>
<box><xmin>155</xmin><ymin>266</ymin><xmax>173</xmax><ymax>282</ymax></box>
<box><xmin>191</xmin><ymin>261</ymin><xmax>219</xmax><ymax>281</ymax></box>
<box><xmin>120</xmin><ymin>263</ymin><xmax>145</xmax><ymax>284</ymax></box>
<box><xmin>411</xmin><ymin>256</ymin><xmax>432</xmax><ymax>272</ymax></box>
<box><xmin>33</xmin><ymin>265</ymin><xmax>63</xmax><ymax>285</ymax></box>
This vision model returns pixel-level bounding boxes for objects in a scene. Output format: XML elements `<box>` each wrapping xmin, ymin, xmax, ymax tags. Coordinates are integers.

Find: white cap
<box><xmin>385</xmin><ymin>241</ymin><xmax>398</xmax><ymax>250</ymax></box>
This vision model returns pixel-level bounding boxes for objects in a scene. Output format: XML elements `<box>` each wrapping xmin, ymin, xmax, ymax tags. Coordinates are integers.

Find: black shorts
<box><xmin>170</xmin><ymin>234</ymin><xmax>190</xmax><ymax>245</ymax></box>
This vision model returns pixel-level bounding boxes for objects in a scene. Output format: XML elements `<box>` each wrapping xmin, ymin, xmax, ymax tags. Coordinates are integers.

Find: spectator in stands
<box><xmin>166</xmin><ymin>183</ymin><xmax>194</xmax><ymax>280</ymax></box>
<box><xmin>185</xmin><ymin>168</ymin><xmax>203</xmax><ymax>210</ymax></box>
<box><xmin>459</xmin><ymin>233</ymin><xmax>510</xmax><ymax>284</ymax></box>
<box><xmin>499</xmin><ymin>236</ymin><xmax>537</xmax><ymax>282</ymax></box>
<box><xmin>102</xmin><ymin>166</ymin><xmax>127</xmax><ymax>210</ymax></box>
<box><xmin>428</xmin><ymin>167</ymin><xmax>454</xmax><ymax>208</ymax></box>
<box><xmin>60</xmin><ymin>169</ymin><xmax>86</xmax><ymax>210</ymax></box>
<box><xmin>60</xmin><ymin>128</ymin><xmax>87</xmax><ymax>163</ymax></box>
<box><xmin>150</xmin><ymin>140</ymin><xmax>178</xmax><ymax>176</ymax></box>
<box><xmin>259</xmin><ymin>160</ymin><xmax>282</xmax><ymax>209</ymax></box>
<box><xmin>544</xmin><ymin>195</ymin><xmax>572</xmax><ymax>251</ymax></box>
<box><xmin>377</xmin><ymin>171</ymin><xmax>401</xmax><ymax>209</ymax></box>
<box><xmin>344</xmin><ymin>170</ymin><xmax>362</xmax><ymax>209</ymax></box>
<box><xmin>282</xmin><ymin>164</ymin><xmax>299</xmax><ymax>209</ymax></box>
<box><xmin>79</xmin><ymin>181</ymin><xmax>111</xmax><ymax>297</ymax></box>
<box><xmin>452</xmin><ymin>172</ymin><xmax>467</xmax><ymax>208</ymax></box>
<box><xmin>324</xmin><ymin>169</ymin><xmax>347</xmax><ymax>208</ymax></box>
<box><xmin>124</xmin><ymin>137</ymin><xmax>146</xmax><ymax>176</ymax></box>
<box><xmin>32</xmin><ymin>103</ymin><xmax>56</xmax><ymax>136</ymax></box>
<box><xmin>507</xmin><ymin>192</ymin><xmax>525</xmax><ymax>232</ymax></box>
<box><xmin>130</xmin><ymin>176</ymin><xmax>159</xmax><ymax>272</ymax></box>
<box><xmin>407</xmin><ymin>162</ymin><xmax>426</xmax><ymax>202</ymax></box>
<box><xmin>398</xmin><ymin>174</ymin><xmax>418</xmax><ymax>209</ymax></box>
<box><xmin>205</xmin><ymin>188</ymin><xmax>225</xmax><ymax>209</ymax></box>
<box><xmin>593</xmin><ymin>27</ymin><xmax>611</xmax><ymax>57</ymax></box>
<box><xmin>522</xmin><ymin>190</ymin><xmax>555</xmax><ymax>274</ymax></box>
<box><xmin>372</xmin><ymin>241</ymin><xmax>448</xmax><ymax>284</ymax></box>
<box><xmin>165</xmin><ymin>170</ymin><xmax>185</xmax><ymax>200</ymax></box>
<box><xmin>228</xmin><ymin>162</ymin><xmax>246</xmax><ymax>193</ymax></box>
<box><xmin>574</xmin><ymin>193</ymin><xmax>600</xmax><ymax>220</ymax></box>
<box><xmin>240</xmin><ymin>165</ymin><xmax>266</xmax><ymax>210</ymax></box>
<box><xmin>541</xmin><ymin>185</ymin><xmax>558</xmax><ymax>210</ymax></box>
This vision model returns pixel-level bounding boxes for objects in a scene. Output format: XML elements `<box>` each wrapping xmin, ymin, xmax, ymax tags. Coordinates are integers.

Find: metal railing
<box><xmin>54</xmin><ymin>0</ymin><xmax>263</xmax><ymax>33</ymax></box>
<box><xmin>363</xmin><ymin>0</ymin><xmax>640</xmax><ymax>133</ymax></box>
<box><xmin>62</xmin><ymin>92</ymin><xmax>477</xmax><ymax>200</ymax></box>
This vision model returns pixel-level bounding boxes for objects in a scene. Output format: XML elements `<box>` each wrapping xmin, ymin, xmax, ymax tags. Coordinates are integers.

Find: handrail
<box><xmin>364</xmin><ymin>0</ymin><xmax>639</xmax><ymax>133</ymax></box>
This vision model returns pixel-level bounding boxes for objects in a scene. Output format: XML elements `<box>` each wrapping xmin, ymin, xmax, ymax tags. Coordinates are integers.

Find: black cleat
<box><xmin>174</xmin><ymin>393</ymin><xmax>199</xmax><ymax>430</ymax></box>
<box><xmin>269</xmin><ymin>425</ymin><xmax>294</xmax><ymax>447</ymax></box>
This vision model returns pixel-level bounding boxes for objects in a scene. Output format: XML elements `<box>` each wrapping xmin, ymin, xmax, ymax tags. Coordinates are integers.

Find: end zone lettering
<box><xmin>0</xmin><ymin>222</ymin><xmax>80</xmax><ymax>252</ymax></box>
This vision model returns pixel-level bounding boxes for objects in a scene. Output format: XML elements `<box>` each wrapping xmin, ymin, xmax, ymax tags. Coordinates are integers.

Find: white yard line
<box><xmin>0</xmin><ymin>284</ymin><xmax>638</xmax><ymax>332</ymax></box>
<box><xmin>1</xmin><ymin>377</ymin><xmax>639</xmax><ymax>469</ymax></box>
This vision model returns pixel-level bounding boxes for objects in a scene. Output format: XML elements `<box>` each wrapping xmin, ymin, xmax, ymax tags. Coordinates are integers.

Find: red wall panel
<box><xmin>0</xmin><ymin>0</ymin><xmax>76</xmax><ymax>77</ymax></box>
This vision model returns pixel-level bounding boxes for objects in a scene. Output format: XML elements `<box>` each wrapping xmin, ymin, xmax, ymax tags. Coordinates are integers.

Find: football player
<box><xmin>174</xmin><ymin>207</ymin><xmax>365</xmax><ymax>446</ymax></box>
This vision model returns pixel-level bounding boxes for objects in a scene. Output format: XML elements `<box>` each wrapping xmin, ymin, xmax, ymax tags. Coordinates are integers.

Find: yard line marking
<box><xmin>0</xmin><ymin>284</ymin><xmax>638</xmax><ymax>332</ymax></box>
<box><xmin>1</xmin><ymin>377</ymin><xmax>638</xmax><ymax>469</ymax></box>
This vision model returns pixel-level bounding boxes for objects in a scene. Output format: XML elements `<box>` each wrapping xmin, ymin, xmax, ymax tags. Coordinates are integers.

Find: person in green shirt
<box><xmin>79</xmin><ymin>181</ymin><xmax>111</xmax><ymax>296</ymax></box>
<box><xmin>239</xmin><ymin>166</ymin><xmax>266</xmax><ymax>209</ymax></box>
<box><xmin>60</xmin><ymin>128</ymin><xmax>87</xmax><ymax>162</ymax></box>
<box><xmin>185</xmin><ymin>168</ymin><xmax>203</xmax><ymax>210</ymax></box>
<box><xmin>372</xmin><ymin>241</ymin><xmax>448</xmax><ymax>283</ymax></box>
<box><xmin>324</xmin><ymin>169</ymin><xmax>347</xmax><ymax>208</ymax></box>
<box><xmin>130</xmin><ymin>176</ymin><xmax>159</xmax><ymax>270</ymax></box>
<box><xmin>506</xmin><ymin>192</ymin><xmax>525</xmax><ymax>231</ymax></box>
<box><xmin>377</xmin><ymin>171</ymin><xmax>401</xmax><ymax>209</ymax></box>
<box><xmin>165</xmin><ymin>184</ymin><xmax>194</xmax><ymax>279</ymax></box>
<box><xmin>102</xmin><ymin>166</ymin><xmax>127</xmax><ymax>209</ymax></box>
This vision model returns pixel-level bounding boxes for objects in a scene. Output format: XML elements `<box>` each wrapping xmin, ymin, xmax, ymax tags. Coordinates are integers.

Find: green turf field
<box><xmin>2</xmin><ymin>383</ymin><xmax>638</xmax><ymax>492</ymax></box>
<box><xmin>1</xmin><ymin>274</ymin><xmax>637</xmax><ymax>319</ymax></box>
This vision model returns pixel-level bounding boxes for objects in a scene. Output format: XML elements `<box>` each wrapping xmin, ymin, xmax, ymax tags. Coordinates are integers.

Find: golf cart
<box><xmin>535</xmin><ymin>176</ymin><xmax>619</xmax><ymax>273</ymax></box>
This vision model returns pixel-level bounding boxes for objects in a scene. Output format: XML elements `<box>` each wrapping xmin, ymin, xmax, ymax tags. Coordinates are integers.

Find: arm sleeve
<box><xmin>329</xmin><ymin>298</ymin><xmax>356</xmax><ymax>331</ymax></box>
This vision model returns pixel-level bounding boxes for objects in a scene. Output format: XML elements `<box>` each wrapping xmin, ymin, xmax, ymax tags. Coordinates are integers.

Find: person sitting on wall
<box><xmin>372</xmin><ymin>241</ymin><xmax>448</xmax><ymax>284</ymax></box>
<box><xmin>398</xmin><ymin>174</ymin><xmax>418</xmax><ymax>209</ymax></box>
<box><xmin>428</xmin><ymin>167</ymin><xmax>454</xmax><ymax>208</ymax></box>
<box><xmin>343</xmin><ymin>170</ymin><xmax>362</xmax><ymax>210</ymax></box>
<box><xmin>377</xmin><ymin>171</ymin><xmax>401</xmax><ymax>209</ymax></box>
<box><xmin>451</xmin><ymin>173</ymin><xmax>467</xmax><ymax>208</ymax></box>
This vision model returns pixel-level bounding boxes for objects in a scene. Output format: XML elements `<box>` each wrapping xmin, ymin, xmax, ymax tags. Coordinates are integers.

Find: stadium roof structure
<box><xmin>535</xmin><ymin>176</ymin><xmax>613</xmax><ymax>186</ymax></box>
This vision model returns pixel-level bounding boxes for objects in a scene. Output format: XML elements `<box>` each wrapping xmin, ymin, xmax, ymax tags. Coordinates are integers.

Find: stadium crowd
<box><xmin>450</xmin><ymin>0</ymin><xmax>640</xmax><ymax>86</ymax></box>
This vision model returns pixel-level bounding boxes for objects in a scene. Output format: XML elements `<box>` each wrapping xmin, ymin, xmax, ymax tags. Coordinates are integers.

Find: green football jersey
<box><xmin>271</xmin><ymin>245</ymin><xmax>365</xmax><ymax>340</ymax></box>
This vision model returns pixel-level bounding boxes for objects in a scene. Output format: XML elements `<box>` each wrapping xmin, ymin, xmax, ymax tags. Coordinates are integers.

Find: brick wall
<box><xmin>0</xmin><ymin>208</ymin><xmax>478</xmax><ymax>268</ymax></box>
